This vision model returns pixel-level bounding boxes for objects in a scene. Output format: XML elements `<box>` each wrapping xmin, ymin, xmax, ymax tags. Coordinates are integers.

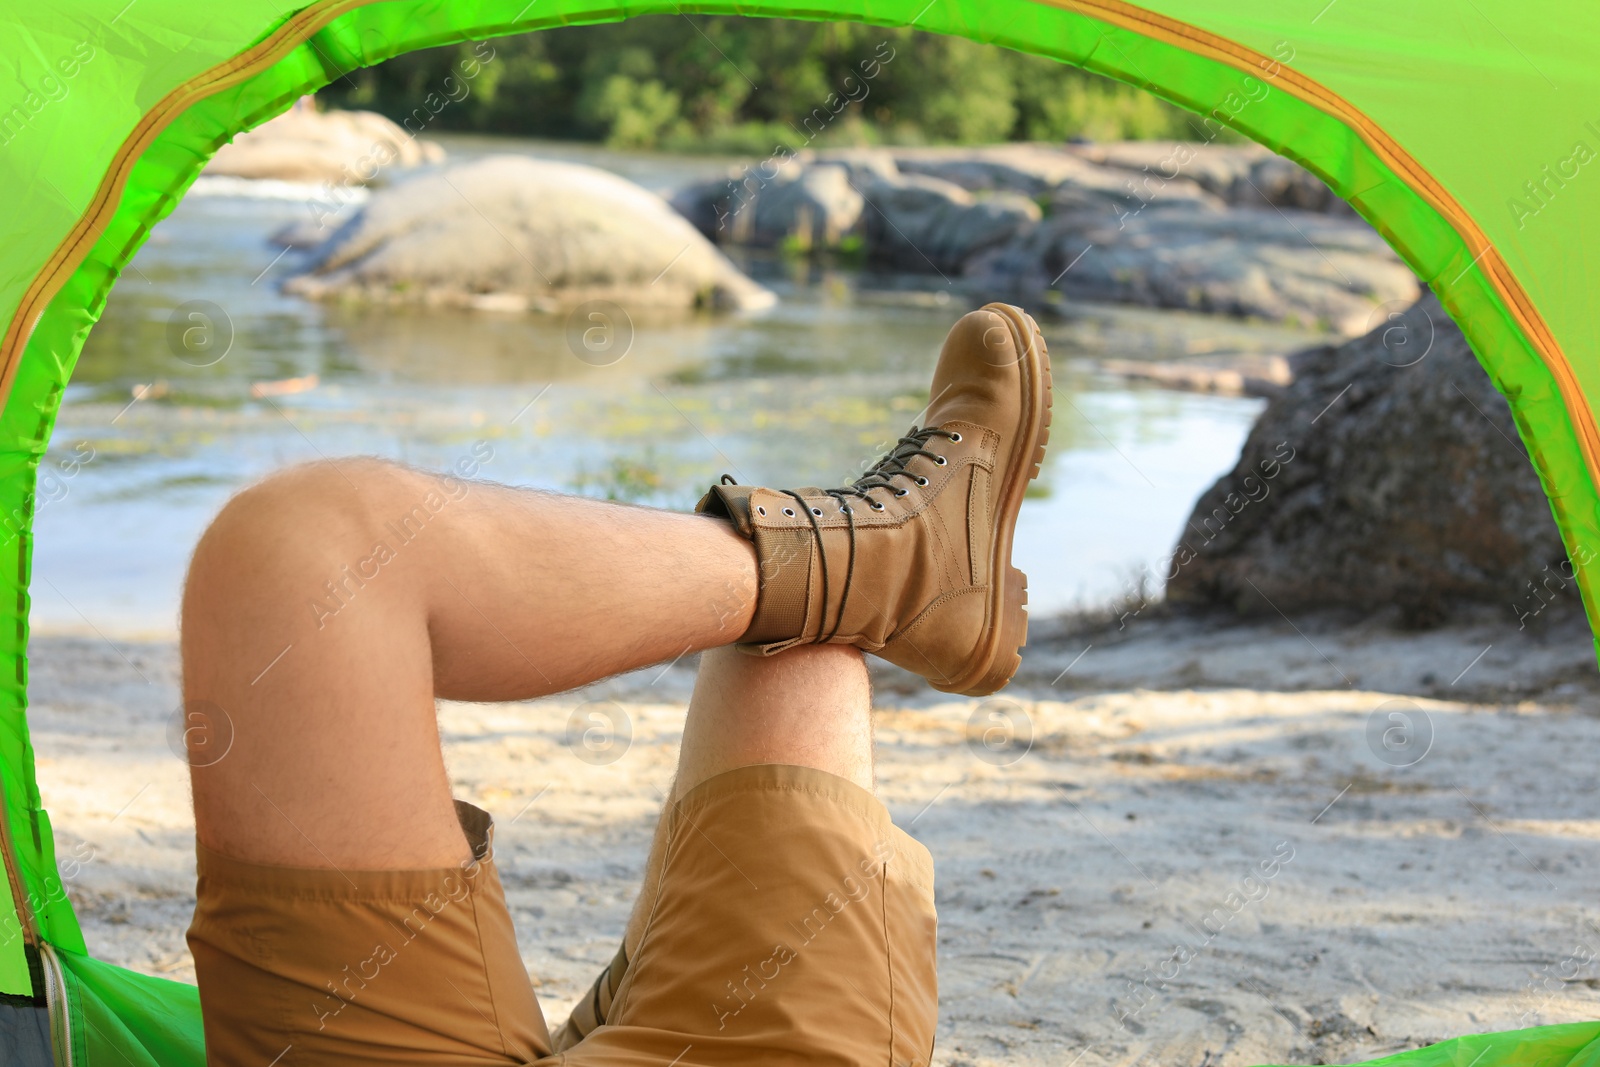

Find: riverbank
<box><xmin>32</xmin><ymin>610</ymin><xmax>1600</xmax><ymax>1066</ymax></box>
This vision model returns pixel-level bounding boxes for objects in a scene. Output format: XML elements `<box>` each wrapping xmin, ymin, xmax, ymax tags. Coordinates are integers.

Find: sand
<box><xmin>27</xmin><ymin>608</ymin><xmax>1600</xmax><ymax>1066</ymax></box>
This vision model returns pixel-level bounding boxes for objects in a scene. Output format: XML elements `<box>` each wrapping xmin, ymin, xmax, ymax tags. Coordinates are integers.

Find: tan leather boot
<box><xmin>697</xmin><ymin>303</ymin><xmax>1052</xmax><ymax>696</ymax></box>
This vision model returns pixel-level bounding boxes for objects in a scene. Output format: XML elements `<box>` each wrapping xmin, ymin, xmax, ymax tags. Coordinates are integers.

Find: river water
<box><xmin>34</xmin><ymin>136</ymin><xmax>1331</xmax><ymax>638</ymax></box>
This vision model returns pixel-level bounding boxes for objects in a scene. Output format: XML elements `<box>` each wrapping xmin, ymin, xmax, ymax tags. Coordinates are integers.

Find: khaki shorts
<box><xmin>188</xmin><ymin>764</ymin><xmax>938</xmax><ymax>1066</ymax></box>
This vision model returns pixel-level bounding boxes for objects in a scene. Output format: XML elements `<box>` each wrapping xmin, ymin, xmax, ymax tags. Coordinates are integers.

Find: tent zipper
<box><xmin>39</xmin><ymin>941</ymin><xmax>72</xmax><ymax>1067</ymax></box>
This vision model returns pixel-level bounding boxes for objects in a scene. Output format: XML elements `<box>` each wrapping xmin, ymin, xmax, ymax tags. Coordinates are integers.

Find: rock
<box><xmin>284</xmin><ymin>155</ymin><xmax>775</xmax><ymax>313</ymax></box>
<box><xmin>810</xmin><ymin>147</ymin><xmax>900</xmax><ymax>186</ymax></box>
<box><xmin>206</xmin><ymin>102</ymin><xmax>443</xmax><ymax>184</ymax></box>
<box><xmin>904</xmin><ymin>143</ymin><xmax>1311</xmax><ymax>217</ymax></box>
<box><xmin>1070</xmin><ymin>141</ymin><xmax>1267</xmax><ymax>201</ymax></box>
<box><xmin>1231</xmin><ymin>155</ymin><xmax>1351</xmax><ymax>214</ymax></box>
<box><xmin>670</xmin><ymin>148</ymin><xmax>893</xmax><ymax>248</ymax></box>
<box><xmin>708</xmin><ymin>161</ymin><xmax>866</xmax><ymax>250</ymax></box>
<box><xmin>861</xmin><ymin>174</ymin><xmax>1041</xmax><ymax>274</ymax></box>
<box><xmin>1071</xmin><ymin>141</ymin><xmax>1353</xmax><ymax>215</ymax></box>
<box><xmin>666</xmin><ymin>142</ymin><xmax>1407</xmax><ymax>329</ymax></box>
<box><xmin>673</xmin><ymin>157</ymin><xmax>1040</xmax><ymax>271</ymax></box>
<box><xmin>668</xmin><ymin>178</ymin><xmax>730</xmax><ymax>240</ymax></box>
<box><xmin>1097</xmin><ymin>353</ymin><xmax>1292</xmax><ymax>398</ymax></box>
<box><xmin>968</xmin><ymin>198</ymin><xmax>1418</xmax><ymax>334</ymax></box>
<box><xmin>270</xmin><ymin>215</ymin><xmax>349</xmax><ymax>249</ymax></box>
<box><xmin>748</xmin><ymin>163</ymin><xmax>865</xmax><ymax>250</ymax></box>
<box><xmin>892</xmin><ymin>144</ymin><xmax>1174</xmax><ymax>201</ymax></box>
<box><xmin>1165</xmin><ymin>295</ymin><xmax>1569</xmax><ymax>626</ymax></box>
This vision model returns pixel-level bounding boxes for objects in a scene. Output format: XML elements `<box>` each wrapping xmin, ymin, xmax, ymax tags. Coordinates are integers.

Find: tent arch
<box><xmin>2</xmin><ymin>1</ymin><xmax>1597</xmax><ymax>1062</ymax></box>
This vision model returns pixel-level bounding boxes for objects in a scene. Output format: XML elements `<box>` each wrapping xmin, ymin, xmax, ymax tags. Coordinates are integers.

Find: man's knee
<box><xmin>184</xmin><ymin>459</ymin><xmax>411</xmax><ymax>617</ymax></box>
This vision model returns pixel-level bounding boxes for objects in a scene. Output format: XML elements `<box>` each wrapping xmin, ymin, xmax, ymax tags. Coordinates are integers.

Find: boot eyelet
<box><xmin>871</xmin><ymin>500</ymin><xmax>886</xmax><ymax>511</ymax></box>
<box><xmin>948</xmin><ymin>432</ymin><xmax>962</xmax><ymax>442</ymax></box>
<box><xmin>915</xmin><ymin>476</ymin><xmax>929</xmax><ymax>487</ymax></box>
<box><xmin>841</xmin><ymin>504</ymin><xmax>852</xmax><ymax>514</ymax></box>
<box><xmin>810</xmin><ymin>507</ymin><xmax>823</xmax><ymax>517</ymax></box>
<box><xmin>894</xmin><ymin>488</ymin><xmax>909</xmax><ymax>497</ymax></box>
<box><xmin>782</xmin><ymin>507</ymin><xmax>796</xmax><ymax>517</ymax></box>
<box><xmin>756</xmin><ymin>506</ymin><xmax>766</xmax><ymax>516</ymax></box>
<box><xmin>934</xmin><ymin>456</ymin><xmax>947</xmax><ymax>466</ymax></box>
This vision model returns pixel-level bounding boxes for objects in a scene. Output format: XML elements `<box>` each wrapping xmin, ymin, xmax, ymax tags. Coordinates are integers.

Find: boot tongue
<box><xmin>695</xmin><ymin>482</ymin><xmax>759</xmax><ymax>534</ymax></box>
<box><xmin>696</xmin><ymin>482</ymin><xmax>830</xmax><ymax>534</ymax></box>
<box><xmin>696</xmin><ymin>479</ymin><xmax>832</xmax><ymax>650</ymax></box>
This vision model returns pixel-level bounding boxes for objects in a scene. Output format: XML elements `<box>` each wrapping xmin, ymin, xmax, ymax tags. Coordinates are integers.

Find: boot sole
<box><xmin>936</xmin><ymin>303</ymin><xmax>1052</xmax><ymax>697</ymax></box>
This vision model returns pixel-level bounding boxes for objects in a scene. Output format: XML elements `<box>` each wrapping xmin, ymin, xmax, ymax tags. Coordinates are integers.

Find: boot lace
<box><xmin>823</xmin><ymin>426</ymin><xmax>960</xmax><ymax>512</ymax></box>
<box><xmin>723</xmin><ymin>425</ymin><xmax>958</xmax><ymax>645</ymax></box>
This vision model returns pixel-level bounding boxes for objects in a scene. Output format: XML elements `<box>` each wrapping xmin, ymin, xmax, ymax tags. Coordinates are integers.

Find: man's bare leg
<box><xmin>181</xmin><ymin>458</ymin><xmax>762</xmax><ymax>872</ymax></box>
<box><xmin>676</xmin><ymin>644</ymin><xmax>873</xmax><ymax>795</ymax></box>
<box><xmin>550</xmin><ymin>641</ymin><xmax>876</xmax><ymax>1049</ymax></box>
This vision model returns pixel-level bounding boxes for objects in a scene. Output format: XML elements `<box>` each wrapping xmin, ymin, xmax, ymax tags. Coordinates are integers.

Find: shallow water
<box><xmin>35</xmin><ymin>138</ymin><xmax>1329</xmax><ymax>637</ymax></box>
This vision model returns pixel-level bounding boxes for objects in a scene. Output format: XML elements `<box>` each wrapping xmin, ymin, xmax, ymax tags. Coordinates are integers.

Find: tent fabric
<box><xmin>0</xmin><ymin>0</ymin><xmax>1595</xmax><ymax>1061</ymax></box>
<box><xmin>47</xmin><ymin>946</ymin><xmax>205</xmax><ymax>1067</ymax></box>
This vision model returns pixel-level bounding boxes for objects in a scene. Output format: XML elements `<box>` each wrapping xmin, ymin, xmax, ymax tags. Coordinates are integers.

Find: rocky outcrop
<box><xmin>672</xmin><ymin>157</ymin><xmax>868</xmax><ymax>250</ymax></box>
<box><xmin>967</xmin><ymin>196</ymin><xmax>1417</xmax><ymax>334</ymax></box>
<box><xmin>670</xmin><ymin>141</ymin><xmax>1415</xmax><ymax>333</ymax></box>
<box><xmin>670</xmin><ymin>148</ymin><xmax>897</xmax><ymax>249</ymax></box>
<box><xmin>859</xmin><ymin>175</ymin><xmax>1041</xmax><ymax>274</ymax></box>
<box><xmin>933</xmin><ymin>144</ymin><xmax>1407</xmax><ymax>330</ymax></box>
<box><xmin>1068</xmin><ymin>141</ymin><xmax>1355</xmax><ymax>214</ymax></box>
<box><xmin>206</xmin><ymin>103</ymin><xmax>443</xmax><ymax>184</ymax></box>
<box><xmin>671</xmin><ymin>148</ymin><xmax>1039</xmax><ymax>271</ymax></box>
<box><xmin>1165</xmin><ymin>295</ymin><xmax>1569</xmax><ymax>626</ymax></box>
<box><xmin>284</xmin><ymin>155</ymin><xmax>775</xmax><ymax>313</ymax></box>
<box><xmin>894</xmin><ymin>144</ymin><xmax>1142</xmax><ymax>199</ymax></box>
<box><xmin>1097</xmin><ymin>353</ymin><xmax>1292</xmax><ymax>398</ymax></box>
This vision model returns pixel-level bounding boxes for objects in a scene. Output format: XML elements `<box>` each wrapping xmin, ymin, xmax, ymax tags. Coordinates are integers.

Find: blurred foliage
<box><xmin>569</xmin><ymin>451</ymin><xmax>669</xmax><ymax>503</ymax></box>
<box><xmin>322</xmin><ymin>17</ymin><xmax>1211</xmax><ymax>151</ymax></box>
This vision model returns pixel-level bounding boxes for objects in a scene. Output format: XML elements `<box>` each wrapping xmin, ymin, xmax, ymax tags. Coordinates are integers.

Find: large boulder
<box><xmin>284</xmin><ymin>155</ymin><xmax>775</xmax><ymax>313</ymax></box>
<box><xmin>893</xmin><ymin>144</ymin><xmax>1140</xmax><ymax>199</ymax></box>
<box><xmin>861</xmin><ymin>174</ymin><xmax>1041</xmax><ymax>274</ymax></box>
<box><xmin>206</xmin><ymin>103</ymin><xmax>443</xmax><ymax>184</ymax></box>
<box><xmin>669</xmin><ymin>148</ymin><xmax>895</xmax><ymax>249</ymax></box>
<box><xmin>664</xmin><ymin>142</ymin><xmax>1411</xmax><ymax>332</ymax></box>
<box><xmin>1070</xmin><ymin>141</ymin><xmax>1354</xmax><ymax>215</ymax></box>
<box><xmin>1165</xmin><ymin>294</ymin><xmax>1569</xmax><ymax>626</ymax></box>
<box><xmin>672</xmin><ymin>159</ymin><xmax>867</xmax><ymax>250</ymax></box>
<box><xmin>1070</xmin><ymin>141</ymin><xmax>1267</xmax><ymax>200</ymax></box>
<box><xmin>968</xmin><ymin>196</ymin><xmax>1418</xmax><ymax>334</ymax></box>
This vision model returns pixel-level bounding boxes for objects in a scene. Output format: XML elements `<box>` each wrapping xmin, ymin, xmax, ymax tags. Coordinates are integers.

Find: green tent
<box><xmin>2</xmin><ymin>1</ymin><xmax>1597</xmax><ymax>1062</ymax></box>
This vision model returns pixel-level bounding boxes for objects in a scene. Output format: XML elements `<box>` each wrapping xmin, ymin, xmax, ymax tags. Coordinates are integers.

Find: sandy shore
<box><xmin>28</xmin><ymin>609</ymin><xmax>1600</xmax><ymax>1066</ymax></box>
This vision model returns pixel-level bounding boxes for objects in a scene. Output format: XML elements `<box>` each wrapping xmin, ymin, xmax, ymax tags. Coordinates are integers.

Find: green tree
<box><xmin>322</xmin><ymin>17</ymin><xmax>1204</xmax><ymax>150</ymax></box>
